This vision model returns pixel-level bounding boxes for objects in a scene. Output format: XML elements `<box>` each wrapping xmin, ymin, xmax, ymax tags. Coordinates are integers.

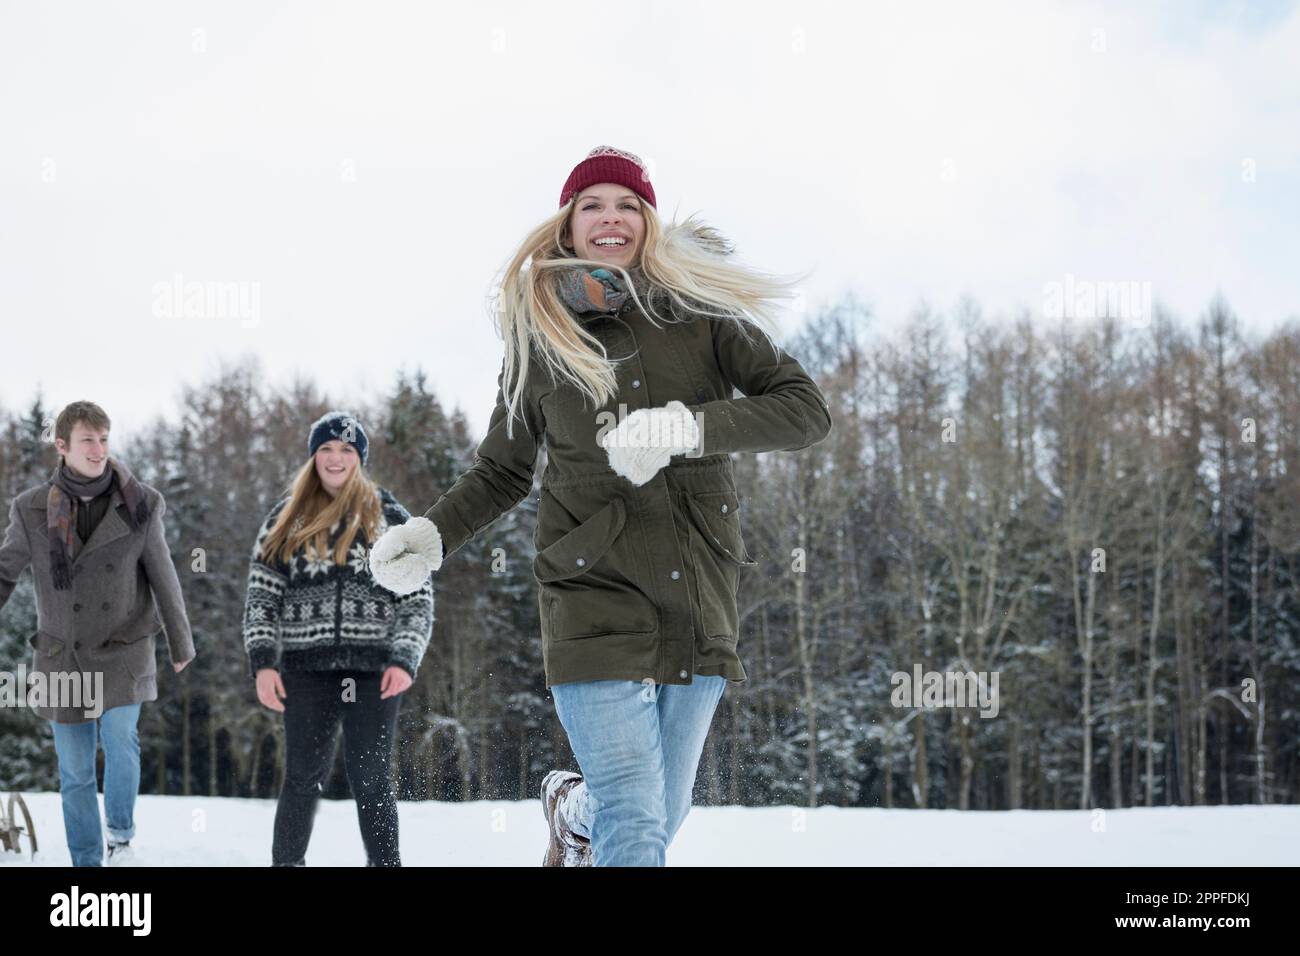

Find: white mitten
<box><xmin>369</xmin><ymin>517</ymin><xmax>443</xmax><ymax>595</ymax></box>
<box><xmin>600</xmin><ymin>400</ymin><xmax>700</xmax><ymax>486</ymax></box>
<box><xmin>399</xmin><ymin>516</ymin><xmax>444</xmax><ymax>571</ymax></box>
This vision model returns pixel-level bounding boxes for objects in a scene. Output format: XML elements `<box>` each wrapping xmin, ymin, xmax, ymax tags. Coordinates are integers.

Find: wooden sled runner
<box><xmin>0</xmin><ymin>792</ymin><xmax>37</xmax><ymax>859</ymax></box>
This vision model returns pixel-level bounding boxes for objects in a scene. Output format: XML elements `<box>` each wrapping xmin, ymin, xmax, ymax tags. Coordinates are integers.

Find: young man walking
<box><xmin>0</xmin><ymin>401</ymin><xmax>195</xmax><ymax>866</ymax></box>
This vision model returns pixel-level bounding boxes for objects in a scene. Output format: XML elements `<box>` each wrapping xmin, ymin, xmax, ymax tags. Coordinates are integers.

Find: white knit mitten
<box><xmin>399</xmin><ymin>516</ymin><xmax>444</xmax><ymax>571</ymax></box>
<box><xmin>369</xmin><ymin>516</ymin><xmax>443</xmax><ymax>594</ymax></box>
<box><xmin>600</xmin><ymin>400</ymin><xmax>700</xmax><ymax>486</ymax></box>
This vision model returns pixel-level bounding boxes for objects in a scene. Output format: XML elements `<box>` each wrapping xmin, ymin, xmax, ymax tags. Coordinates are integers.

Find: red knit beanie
<box><xmin>559</xmin><ymin>145</ymin><xmax>657</xmax><ymax>210</ymax></box>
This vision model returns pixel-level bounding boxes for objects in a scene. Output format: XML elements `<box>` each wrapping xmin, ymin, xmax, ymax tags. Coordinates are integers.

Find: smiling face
<box><xmin>56</xmin><ymin>421</ymin><xmax>110</xmax><ymax>480</ymax></box>
<box><xmin>314</xmin><ymin>440</ymin><xmax>359</xmax><ymax>497</ymax></box>
<box><xmin>568</xmin><ymin>183</ymin><xmax>646</xmax><ymax>268</ymax></box>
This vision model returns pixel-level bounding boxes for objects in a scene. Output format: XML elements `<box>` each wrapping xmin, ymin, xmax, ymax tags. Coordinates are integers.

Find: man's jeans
<box><xmin>550</xmin><ymin>675</ymin><xmax>727</xmax><ymax>866</ymax></box>
<box><xmin>49</xmin><ymin>703</ymin><xmax>142</xmax><ymax>867</ymax></box>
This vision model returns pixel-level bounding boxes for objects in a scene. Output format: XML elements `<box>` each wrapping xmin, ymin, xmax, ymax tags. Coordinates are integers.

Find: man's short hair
<box><xmin>55</xmin><ymin>401</ymin><xmax>111</xmax><ymax>447</ymax></box>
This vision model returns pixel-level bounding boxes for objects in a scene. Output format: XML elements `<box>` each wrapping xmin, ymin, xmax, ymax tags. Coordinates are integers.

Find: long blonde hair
<box><xmin>259</xmin><ymin>456</ymin><xmax>382</xmax><ymax>566</ymax></box>
<box><xmin>493</xmin><ymin>198</ymin><xmax>811</xmax><ymax>438</ymax></box>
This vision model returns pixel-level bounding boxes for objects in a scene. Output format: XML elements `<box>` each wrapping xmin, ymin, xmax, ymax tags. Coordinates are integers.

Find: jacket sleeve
<box><xmin>423</xmin><ymin>357</ymin><xmax>545</xmax><ymax>561</ymax></box>
<box><xmin>684</xmin><ymin>316</ymin><xmax>833</xmax><ymax>456</ymax></box>
<box><xmin>381</xmin><ymin>497</ymin><xmax>435</xmax><ymax>679</ymax></box>
<box><xmin>242</xmin><ymin>501</ymin><xmax>290</xmax><ymax>678</ymax></box>
<box><xmin>139</xmin><ymin>493</ymin><xmax>196</xmax><ymax>665</ymax></box>
<box><xmin>0</xmin><ymin>496</ymin><xmax>32</xmax><ymax>612</ymax></box>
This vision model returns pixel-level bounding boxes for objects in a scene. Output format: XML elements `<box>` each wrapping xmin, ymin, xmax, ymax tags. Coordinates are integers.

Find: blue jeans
<box><xmin>550</xmin><ymin>675</ymin><xmax>727</xmax><ymax>866</ymax></box>
<box><xmin>49</xmin><ymin>703</ymin><xmax>142</xmax><ymax>867</ymax></box>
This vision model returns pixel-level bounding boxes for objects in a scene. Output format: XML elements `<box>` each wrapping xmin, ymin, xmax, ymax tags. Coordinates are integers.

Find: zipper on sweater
<box><xmin>332</xmin><ymin>521</ymin><xmax>345</xmax><ymax>645</ymax></box>
<box><xmin>334</xmin><ymin>567</ymin><xmax>344</xmax><ymax>644</ymax></box>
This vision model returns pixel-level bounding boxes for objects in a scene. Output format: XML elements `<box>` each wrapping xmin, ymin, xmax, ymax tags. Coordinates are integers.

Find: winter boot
<box><xmin>106</xmin><ymin>839</ymin><xmax>134</xmax><ymax>866</ymax></box>
<box><xmin>541</xmin><ymin>770</ymin><xmax>592</xmax><ymax>867</ymax></box>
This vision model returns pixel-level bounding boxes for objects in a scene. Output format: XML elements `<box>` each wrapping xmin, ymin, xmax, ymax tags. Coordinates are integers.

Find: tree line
<box><xmin>2</xmin><ymin>293</ymin><xmax>1297</xmax><ymax>809</ymax></box>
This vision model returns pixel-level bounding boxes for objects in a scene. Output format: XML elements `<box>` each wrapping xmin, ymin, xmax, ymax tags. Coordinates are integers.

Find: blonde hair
<box><xmin>260</xmin><ymin>456</ymin><xmax>382</xmax><ymax>567</ymax></box>
<box><xmin>492</xmin><ymin>197</ymin><xmax>811</xmax><ymax>438</ymax></box>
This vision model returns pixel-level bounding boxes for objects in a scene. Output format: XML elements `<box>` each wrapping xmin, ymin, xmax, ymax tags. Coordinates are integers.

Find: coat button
<box><xmin>73</xmin><ymin>603</ymin><xmax>81</xmax><ymax>612</ymax></box>
<box><xmin>575</xmin><ymin>557</ymin><xmax>586</xmax><ymax>568</ymax></box>
<box><xmin>102</xmin><ymin>601</ymin><xmax>110</xmax><ymax>610</ymax></box>
<box><xmin>720</xmin><ymin>503</ymin><xmax>729</xmax><ymax>513</ymax></box>
<box><xmin>106</xmin><ymin>563</ymin><xmax>114</xmax><ymax>572</ymax></box>
<box><xmin>74</xmin><ymin>641</ymin><xmax>81</xmax><ymax>649</ymax></box>
<box><xmin>696</xmin><ymin>386</ymin><xmax>707</xmax><ymax>401</ymax></box>
<box><xmin>631</xmin><ymin>379</ymin><xmax>641</xmax><ymax>389</ymax></box>
<box><xmin>671</xmin><ymin>570</ymin><xmax>680</xmax><ymax>580</ymax></box>
<box><xmin>679</xmin><ymin>669</ymin><xmax>688</xmax><ymax>679</ymax></box>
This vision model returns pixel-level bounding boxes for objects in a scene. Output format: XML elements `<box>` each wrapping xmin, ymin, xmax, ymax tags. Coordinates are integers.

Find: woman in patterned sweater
<box><xmin>241</xmin><ymin>411</ymin><xmax>434</xmax><ymax>866</ymax></box>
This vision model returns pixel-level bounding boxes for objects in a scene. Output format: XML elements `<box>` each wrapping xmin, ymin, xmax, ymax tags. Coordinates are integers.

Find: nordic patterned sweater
<box><xmin>241</xmin><ymin>487</ymin><xmax>434</xmax><ymax>680</ymax></box>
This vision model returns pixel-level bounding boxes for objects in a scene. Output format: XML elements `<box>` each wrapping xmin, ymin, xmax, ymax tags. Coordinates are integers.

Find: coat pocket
<box><xmin>533</xmin><ymin>497</ymin><xmax>658</xmax><ymax>638</ymax></box>
<box><xmin>31</xmin><ymin>630</ymin><xmax>66</xmax><ymax>652</ymax></box>
<box><xmin>106</xmin><ymin>630</ymin><xmax>159</xmax><ymax>683</ymax></box>
<box><xmin>30</xmin><ymin>630</ymin><xmax>65</xmax><ymax>662</ymax></box>
<box><xmin>683</xmin><ymin>490</ymin><xmax>757</xmax><ymax>642</ymax></box>
<box><xmin>685</xmin><ymin>491</ymin><xmax>758</xmax><ymax>567</ymax></box>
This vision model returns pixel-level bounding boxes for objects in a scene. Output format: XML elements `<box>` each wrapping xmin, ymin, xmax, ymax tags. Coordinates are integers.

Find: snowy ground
<box><xmin>1</xmin><ymin>792</ymin><xmax>1295</xmax><ymax>866</ymax></box>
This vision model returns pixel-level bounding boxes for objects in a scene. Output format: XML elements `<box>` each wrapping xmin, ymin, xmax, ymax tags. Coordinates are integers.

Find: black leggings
<box><xmin>272</xmin><ymin>669</ymin><xmax>403</xmax><ymax>866</ymax></box>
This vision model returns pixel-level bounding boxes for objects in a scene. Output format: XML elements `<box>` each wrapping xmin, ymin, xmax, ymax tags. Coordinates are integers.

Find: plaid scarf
<box><xmin>47</xmin><ymin>457</ymin><xmax>150</xmax><ymax>590</ymax></box>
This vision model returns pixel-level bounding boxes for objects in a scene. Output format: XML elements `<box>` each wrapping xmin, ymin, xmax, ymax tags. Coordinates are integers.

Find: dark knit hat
<box><xmin>308</xmin><ymin>410</ymin><xmax>369</xmax><ymax>466</ymax></box>
<box><xmin>559</xmin><ymin>145</ymin><xmax>657</xmax><ymax>210</ymax></box>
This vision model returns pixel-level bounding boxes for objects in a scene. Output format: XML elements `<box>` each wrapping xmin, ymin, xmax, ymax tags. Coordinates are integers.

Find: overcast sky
<box><xmin>3</xmin><ymin>0</ymin><xmax>1297</xmax><ymax>442</ymax></box>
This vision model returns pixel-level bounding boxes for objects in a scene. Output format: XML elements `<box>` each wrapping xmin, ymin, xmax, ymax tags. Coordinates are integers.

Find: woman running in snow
<box><xmin>242</xmin><ymin>412</ymin><xmax>434</xmax><ymax>866</ymax></box>
<box><xmin>369</xmin><ymin>146</ymin><xmax>832</xmax><ymax>866</ymax></box>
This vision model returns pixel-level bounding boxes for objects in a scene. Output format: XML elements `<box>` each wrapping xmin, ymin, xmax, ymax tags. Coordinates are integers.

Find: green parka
<box><xmin>425</xmin><ymin>296</ymin><xmax>832</xmax><ymax>687</ymax></box>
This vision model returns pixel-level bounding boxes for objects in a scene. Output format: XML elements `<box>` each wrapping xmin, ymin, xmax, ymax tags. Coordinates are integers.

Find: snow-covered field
<box><xmin>2</xmin><ymin>792</ymin><xmax>1295</xmax><ymax>866</ymax></box>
